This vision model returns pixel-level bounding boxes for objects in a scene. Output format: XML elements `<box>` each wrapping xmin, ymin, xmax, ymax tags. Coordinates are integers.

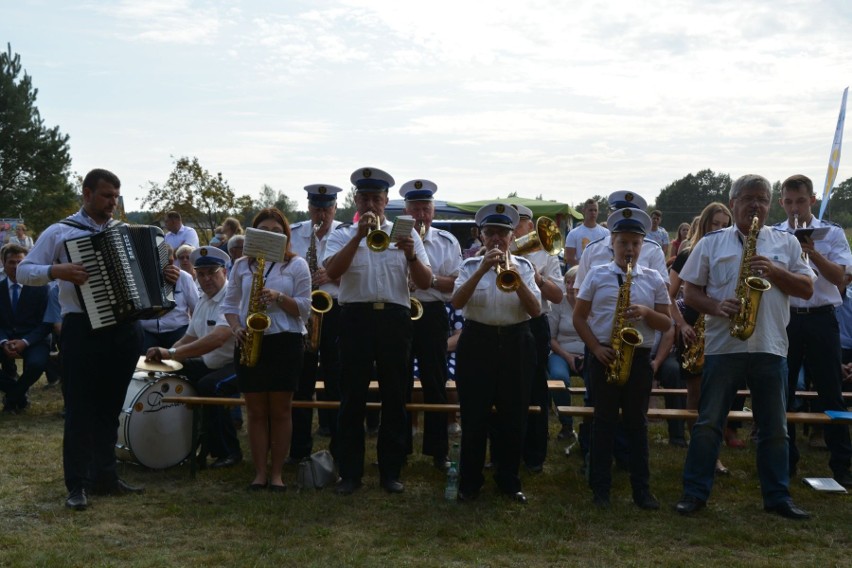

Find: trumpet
<box><xmin>366</xmin><ymin>215</ymin><xmax>390</xmax><ymax>252</ymax></box>
<box><xmin>495</xmin><ymin>249</ymin><xmax>521</xmax><ymax>292</ymax></box>
<box><xmin>409</xmin><ymin>220</ymin><xmax>426</xmax><ymax>320</ymax></box>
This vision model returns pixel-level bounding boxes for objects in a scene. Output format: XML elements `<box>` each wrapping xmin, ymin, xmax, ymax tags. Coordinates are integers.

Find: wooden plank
<box><xmin>555</xmin><ymin>405</ymin><xmax>851</xmax><ymax>424</ymax></box>
<box><xmin>161</xmin><ymin>396</ymin><xmax>541</xmax><ymax>413</ymax></box>
<box><xmin>566</xmin><ymin>387</ymin><xmax>852</xmax><ymax>399</ymax></box>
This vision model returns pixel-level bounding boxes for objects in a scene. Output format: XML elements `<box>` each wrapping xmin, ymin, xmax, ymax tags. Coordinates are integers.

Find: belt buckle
<box><xmin>373</xmin><ymin>302</ymin><xmax>385</xmax><ymax>310</ymax></box>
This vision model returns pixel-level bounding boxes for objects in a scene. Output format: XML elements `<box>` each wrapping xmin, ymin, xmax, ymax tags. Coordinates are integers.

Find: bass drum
<box><xmin>116</xmin><ymin>371</ymin><xmax>196</xmax><ymax>469</ymax></box>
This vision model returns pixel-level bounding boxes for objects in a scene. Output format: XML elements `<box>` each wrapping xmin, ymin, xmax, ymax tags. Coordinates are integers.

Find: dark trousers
<box><xmin>1</xmin><ymin>338</ymin><xmax>49</xmax><ymax>409</ymax></box>
<box><xmin>523</xmin><ymin>314</ymin><xmax>551</xmax><ymax>467</ymax></box>
<box><xmin>456</xmin><ymin>320</ymin><xmax>534</xmax><ymax>495</ymax></box>
<box><xmin>292</xmin><ymin>300</ymin><xmax>342</xmax><ymax>459</ymax></box>
<box><xmin>786</xmin><ymin>309</ymin><xmax>852</xmax><ymax>477</ymax></box>
<box><xmin>588</xmin><ymin>349</ymin><xmax>652</xmax><ymax>498</ymax></box>
<box><xmin>407</xmin><ymin>301</ymin><xmax>450</xmax><ymax>459</ymax></box>
<box><xmin>61</xmin><ymin>314</ymin><xmax>141</xmax><ymax>492</ymax></box>
<box><xmin>181</xmin><ymin>359</ymin><xmax>240</xmax><ymax>460</ymax></box>
<box><xmin>337</xmin><ymin>303</ymin><xmax>412</xmax><ymax>482</ymax></box>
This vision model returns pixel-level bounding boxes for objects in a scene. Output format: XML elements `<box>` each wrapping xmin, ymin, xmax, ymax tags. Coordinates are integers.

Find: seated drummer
<box><xmin>572</xmin><ymin>208</ymin><xmax>671</xmax><ymax>510</ymax></box>
<box><xmin>146</xmin><ymin>246</ymin><xmax>241</xmax><ymax>468</ymax></box>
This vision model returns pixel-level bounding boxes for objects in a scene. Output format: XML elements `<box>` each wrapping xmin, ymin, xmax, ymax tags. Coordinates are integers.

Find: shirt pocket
<box><xmin>468</xmin><ymin>280</ymin><xmax>491</xmax><ymax>309</ymax></box>
<box><xmin>710</xmin><ymin>254</ymin><xmax>739</xmax><ymax>285</ymax></box>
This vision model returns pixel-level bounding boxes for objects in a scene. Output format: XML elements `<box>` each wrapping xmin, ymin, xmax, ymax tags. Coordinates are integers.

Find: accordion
<box><xmin>64</xmin><ymin>225</ymin><xmax>176</xmax><ymax>330</ymax></box>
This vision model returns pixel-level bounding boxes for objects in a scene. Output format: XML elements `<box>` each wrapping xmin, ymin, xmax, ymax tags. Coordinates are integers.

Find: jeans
<box><xmin>548</xmin><ymin>352</ymin><xmax>577</xmax><ymax>428</ymax></box>
<box><xmin>682</xmin><ymin>353</ymin><xmax>791</xmax><ymax>507</ymax></box>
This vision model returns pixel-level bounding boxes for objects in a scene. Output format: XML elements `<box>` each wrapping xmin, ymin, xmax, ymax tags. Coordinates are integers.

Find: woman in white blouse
<box><xmin>222</xmin><ymin>208</ymin><xmax>311</xmax><ymax>491</ymax></box>
<box><xmin>547</xmin><ymin>266</ymin><xmax>585</xmax><ymax>440</ymax></box>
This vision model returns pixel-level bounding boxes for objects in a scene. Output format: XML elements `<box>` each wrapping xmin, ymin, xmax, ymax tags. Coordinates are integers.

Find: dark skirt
<box><xmin>235</xmin><ymin>332</ymin><xmax>304</xmax><ymax>393</ymax></box>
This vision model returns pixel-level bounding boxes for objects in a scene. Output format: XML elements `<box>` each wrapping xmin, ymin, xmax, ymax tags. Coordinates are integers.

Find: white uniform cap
<box><xmin>608</xmin><ymin>190</ymin><xmax>648</xmax><ymax>211</ymax></box>
<box><xmin>474</xmin><ymin>202</ymin><xmax>520</xmax><ymax>229</ymax></box>
<box><xmin>607</xmin><ymin>208</ymin><xmax>651</xmax><ymax>235</ymax></box>
<box><xmin>350</xmin><ymin>167</ymin><xmax>395</xmax><ymax>192</ymax></box>
<box><xmin>190</xmin><ymin>246</ymin><xmax>231</xmax><ymax>268</ymax></box>
<box><xmin>304</xmin><ymin>184</ymin><xmax>343</xmax><ymax>208</ymax></box>
<box><xmin>399</xmin><ymin>179</ymin><xmax>437</xmax><ymax>201</ymax></box>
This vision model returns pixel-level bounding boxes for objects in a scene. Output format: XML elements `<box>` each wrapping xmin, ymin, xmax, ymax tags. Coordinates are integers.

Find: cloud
<box><xmin>93</xmin><ymin>0</ymin><xmax>229</xmax><ymax>44</ymax></box>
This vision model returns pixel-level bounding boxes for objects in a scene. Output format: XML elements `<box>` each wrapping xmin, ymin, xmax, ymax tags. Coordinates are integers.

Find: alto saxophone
<box><xmin>681</xmin><ymin>314</ymin><xmax>705</xmax><ymax>375</ymax></box>
<box><xmin>240</xmin><ymin>256</ymin><xmax>272</xmax><ymax>367</ymax></box>
<box><xmin>729</xmin><ymin>211</ymin><xmax>772</xmax><ymax>340</ymax></box>
<box><xmin>607</xmin><ymin>258</ymin><xmax>644</xmax><ymax>386</ymax></box>
<box><xmin>305</xmin><ymin>223</ymin><xmax>332</xmax><ymax>353</ymax></box>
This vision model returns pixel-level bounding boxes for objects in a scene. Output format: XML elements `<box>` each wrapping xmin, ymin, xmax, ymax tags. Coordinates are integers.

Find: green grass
<box><xmin>1</xmin><ymin>381</ymin><xmax>850</xmax><ymax>567</ymax></box>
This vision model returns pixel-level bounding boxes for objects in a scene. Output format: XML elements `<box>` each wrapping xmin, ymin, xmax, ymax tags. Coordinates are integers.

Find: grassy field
<box><xmin>1</xmin><ymin>379</ymin><xmax>850</xmax><ymax>568</ymax></box>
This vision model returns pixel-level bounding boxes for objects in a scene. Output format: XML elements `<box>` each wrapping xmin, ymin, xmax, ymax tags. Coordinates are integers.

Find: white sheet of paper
<box><xmin>390</xmin><ymin>215</ymin><xmax>415</xmax><ymax>242</ymax></box>
<box><xmin>243</xmin><ymin>228</ymin><xmax>287</xmax><ymax>263</ymax></box>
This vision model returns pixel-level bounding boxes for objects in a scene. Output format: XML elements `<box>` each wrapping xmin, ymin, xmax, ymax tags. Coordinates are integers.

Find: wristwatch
<box><xmin>430</xmin><ymin>275</ymin><xmax>438</xmax><ymax>289</ymax></box>
<box><xmin>168</xmin><ymin>348</ymin><xmax>177</xmax><ymax>359</ymax></box>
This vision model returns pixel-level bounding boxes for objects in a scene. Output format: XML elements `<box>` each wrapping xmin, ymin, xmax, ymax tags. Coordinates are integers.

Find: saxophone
<box><xmin>729</xmin><ymin>211</ymin><xmax>772</xmax><ymax>340</ymax></box>
<box><xmin>607</xmin><ymin>258</ymin><xmax>644</xmax><ymax>385</ymax></box>
<box><xmin>305</xmin><ymin>223</ymin><xmax>333</xmax><ymax>353</ymax></box>
<box><xmin>240</xmin><ymin>256</ymin><xmax>272</xmax><ymax>367</ymax></box>
<box><xmin>681</xmin><ymin>314</ymin><xmax>705</xmax><ymax>375</ymax></box>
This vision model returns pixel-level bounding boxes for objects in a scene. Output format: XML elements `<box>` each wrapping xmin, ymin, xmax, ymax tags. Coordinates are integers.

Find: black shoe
<box><xmin>593</xmin><ymin>492</ymin><xmax>610</xmax><ymax>509</ymax></box>
<box><xmin>634</xmin><ymin>491</ymin><xmax>660</xmax><ymax>510</ymax></box>
<box><xmin>380</xmin><ymin>478</ymin><xmax>405</xmax><ymax>494</ymax></box>
<box><xmin>525</xmin><ymin>463</ymin><xmax>544</xmax><ymax>474</ymax></box>
<box><xmin>335</xmin><ymin>478</ymin><xmax>362</xmax><ymax>496</ymax></box>
<box><xmin>765</xmin><ymin>500</ymin><xmax>810</xmax><ymax>520</ymax></box>
<box><xmin>834</xmin><ymin>471</ymin><xmax>852</xmax><ymax>488</ymax></box>
<box><xmin>457</xmin><ymin>489</ymin><xmax>480</xmax><ymax>502</ymax></box>
<box><xmin>65</xmin><ymin>489</ymin><xmax>88</xmax><ymax>511</ymax></box>
<box><xmin>269</xmin><ymin>484</ymin><xmax>287</xmax><ymax>493</ymax></box>
<box><xmin>675</xmin><ymin>495</ymin><xmax>706</xmax><ymax>515</ymax></box>
<box><xmin>210</xmin><ymin>455</ymin><xmax>242</xmax><ymax>469</ymax></box>
<box><xmin>433</xmin><ymin>456</ymin><xmax>450</xmax><ymax>471</ymax></box>
<box><xmin>507</xmin><ymin>491</ymin><xmax>527</xmax><ymax>504</ymax></box>
<box><xmin>669</xmin><ymin>438</ymin><xmax>688</xmax><ymax>448</ymax></box>
<box><xmin>92</xmin><ymin>478</ymin><xmax>145</xmax><ymax>496</ymax></box>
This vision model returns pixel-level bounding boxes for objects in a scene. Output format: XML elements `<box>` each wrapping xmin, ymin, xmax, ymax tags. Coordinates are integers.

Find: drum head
<box><xmin>118</xmin><ymin>374</ymin><xmax>196</xmax><ymax>469</ymax></box>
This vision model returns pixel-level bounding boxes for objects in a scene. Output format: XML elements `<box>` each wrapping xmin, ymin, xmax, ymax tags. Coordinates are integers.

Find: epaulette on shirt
<box><xmin>514</xmin><ymin>255</ymin><xmax>535</xmax><ymax>270</ymax></box>
<box><xmin>435</xmin><ymin>228</ymin><xmax>458</xmax><ymax>244</ymax></box>
<box><xmin>587</xmin><ymin>235</ymin><xmax>607</xmax><ymax>249</ymax></box>
<box><xmin>827</xmin><ymin>220</ymin><xmax>843</xmax><ymax>229</ymax></box>
<box><xmin>336</xmin><ymin>222</ymin><xmax>352</xmax><ymax>230</ymax></box>
<box><xmin>642</xmin><ymin>237</ymin><xmax>662</xmax><ymax>249</ymax></box>
<box><xmin>290</xmin><ymin>221</ymin><xmax>306</xmax><ymax>230</ymax></box>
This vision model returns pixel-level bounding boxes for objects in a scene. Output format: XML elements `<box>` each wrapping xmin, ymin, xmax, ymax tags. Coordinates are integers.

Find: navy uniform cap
<box><xmin>475</xmin><ymin>202</ymin><xmax>520</xmax><ymax>230</ymax></box>
<box><xmin>608</xmin><ymin>190</ymin><xmax>648</xmax><ymax>211</ymax></box>
<box><xmin>607</xmin><ymin>208</ymin><xmax>651</xmax><ymax>235</ymax></box>
<box><xmin>512</xmin><ymin>204</ymin><xmax>533</xmax><ymax>219</ymax></box>
<box><xmin>350</xmin><ymin>167</ymin><xmax>395</xmax><ymax>192</ymax></box>
<box><xmin>190</xmin><ymin>246</ymin><xmax>231</xmax><ymax>268</ymax></box>
<box><xmin>304</xmin><ymin>184</ymin><xmax>342</xmax><ymax>208</ymax></box>
<box><xmin>399</xmin><ymin>179</ymin><xmax>437</xmax><ymax>201</ymax></box>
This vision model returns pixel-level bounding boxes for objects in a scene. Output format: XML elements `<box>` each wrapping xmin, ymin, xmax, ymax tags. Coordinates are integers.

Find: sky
<box><xmin>4</xmin><ymin>0</ymin><xmax>852</xmax><ymax>214</ymax></box>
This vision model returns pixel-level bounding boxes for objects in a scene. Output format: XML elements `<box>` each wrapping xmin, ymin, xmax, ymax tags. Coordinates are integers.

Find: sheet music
<box><xmin>243</xmin><ymin>228</ymin><xmax>288</xmax><ymax>262</ymax></box>
<box><xmin>390</xmin><ymin>215</ymin><xmax>415</xmax><ymax>242</ymax></box>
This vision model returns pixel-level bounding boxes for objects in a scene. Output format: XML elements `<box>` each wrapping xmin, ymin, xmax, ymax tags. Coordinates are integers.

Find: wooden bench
<box><xmin>566</xmin><ymin>387</ymin><xmax>852</xmax><ymax>399</ymax></box>
<box><xmin>314</xmin><ymin>380</ymin><xmax>567</xmax><ymax>391</ymax></box>
<box><xmin>556</xmin><ymin>405</ymin><xmax>852</xmax><ymax>425</ymax></box>
<box><xmin>162</xmin><ymin>396</ymin><xmax>542</xmax><ymax>478</ymax></box>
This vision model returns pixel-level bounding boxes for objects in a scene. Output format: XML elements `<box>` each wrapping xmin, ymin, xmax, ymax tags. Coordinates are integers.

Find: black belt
<box><xmin>464</xmin><ymin>320</ymin><xmax>530</xmax><ymax>336</ymax></box>
<box><xmin>343</xmin><ymin>302</ymin><xmax>408</xmax><ymax>311</ymax></box>
<box><xmin>790</xmin><ymin>305</ymin><xmax>834</xmax><ymax>315</ymax></box>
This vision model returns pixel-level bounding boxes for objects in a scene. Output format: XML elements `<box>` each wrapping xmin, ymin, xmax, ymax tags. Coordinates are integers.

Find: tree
<box><xmin>653</xmin><ymin>169</ymin><xmax>732</xmax><ymax>229</ymax></box>
<box><xmin>140</xmin><ymin>156</ymin><xmax>239</xmax><ymax>244</ymax></box>
<box><xmin>0</xmin><ymin>43</ymin><xmax>77</xmax><ymax>232</ymax></box>
<box><xmin>335</xmin><ymin>187</ymin><xmax>358</xmax><ymax>223</ymax></box>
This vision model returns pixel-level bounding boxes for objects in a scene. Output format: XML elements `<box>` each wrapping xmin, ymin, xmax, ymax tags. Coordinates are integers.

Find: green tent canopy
<box><xmin>447</xmin><ymin>196</ymin><xmax>582</xmax><ymax>220</ymax></box>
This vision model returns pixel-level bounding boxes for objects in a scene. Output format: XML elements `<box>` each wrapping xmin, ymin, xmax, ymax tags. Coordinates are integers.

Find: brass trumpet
<box><xmin>366</xmin><ymin>216</ymin><xmax>390</xmax><ymax>252</ymax></box>
<box><xmin>495</xmin><ymin>249</ymin><xmax>521</xmax><ymax>293</ymax></box>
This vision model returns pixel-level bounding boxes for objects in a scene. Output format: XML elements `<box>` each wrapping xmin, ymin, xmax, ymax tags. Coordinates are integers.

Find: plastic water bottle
<box><xmin>444</xmin><ymin>443</ymin><xmax>459</xmax><ymax>501</ymax></box>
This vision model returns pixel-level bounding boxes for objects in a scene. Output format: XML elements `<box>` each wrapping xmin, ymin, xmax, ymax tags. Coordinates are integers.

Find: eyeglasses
<box><xmin>196</xmin><ymin>267</ymin><xmax>222</xmax><ymax>278</ymax></box>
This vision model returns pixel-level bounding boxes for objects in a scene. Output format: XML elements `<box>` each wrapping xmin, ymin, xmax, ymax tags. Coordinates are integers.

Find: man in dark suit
<box><xmin>0</xmin><ymin>244</ymin><xmax>52</xmax><ymax>413</ymax></box>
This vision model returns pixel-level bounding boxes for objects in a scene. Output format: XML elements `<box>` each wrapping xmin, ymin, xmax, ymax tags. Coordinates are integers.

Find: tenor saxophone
<box><xmin>305</xmin><ymin>223</ymin><xmax>332</xmax><ymax>353</ymax></box>
<box><xmin>729</xmin><ymin>211</ymin><xmax>772</xmax><ymax>340</ymax></box>
<box><xmin>607</xmin><ymin>258</ymin><xmax>644</xmax><ymax>386</ymax></box>
<box><xmin>681</xmin><ymin>314</ymin><xmax>705</xmax><ymax>375</ymax></box>
<box><xmin>240</xmin><ymin>256</ymin><xmax>272</xmax><ymax>367</ymax></box>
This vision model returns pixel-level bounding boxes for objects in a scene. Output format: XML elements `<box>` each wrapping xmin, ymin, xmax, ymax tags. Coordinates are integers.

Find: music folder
<box><xmin>792</xmin><ymin>226</ymin><xmax>830</xmax><ymax>242</ymax></box>
<box><xmin>243</xmin><ymin>228</ymin><xmax>287</xmax><ymax>262</ymax></box>
<box><xmin>802</xmin><ymin>477</ymin><xmax>848</xmax><ymax>493</ymax></box>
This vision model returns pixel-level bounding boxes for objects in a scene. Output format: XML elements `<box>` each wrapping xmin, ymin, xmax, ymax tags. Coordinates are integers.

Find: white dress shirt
<box><xmin>322</xmin><ymin>219</ymin><xmax>431</xmax><ymax>307</ymax></box>
<box><xmin>221</xmin><ymin>256</ymin><xmax>312</xmax><ymax>334</ymax></box>
<box><xmin>576</xmin><ymin>261</ymin><xmax>670</xmax><ymax>349</ymax></box>
<box><xmin>679</xmin><ymin>225</ymin><xmax>815</xmax><ymax>357</ymax></box>
<box><xmin>164</xmin><ymin>224</ymin><xmax>200</xmax><ymax>251</ymax></box>
<box><xmin>187</xmin><ymin>285</ymin><xmax>235</xmax><ymax>369</ymax></box>
<box><xmin>574</xmin><ymin>235</ymin><xmax>670</xmax><ymax>291</ymax></box>
<box><xmin>454</xmin><ymin>254</ymin><xmax>541</xmax><ymax>326</ymax></box>
<box><xmin>413</xmin><ymin>227</ymin><xmax>462</xmax><ymax>303</ymax></box>
<box><xmin>289</xmin><ymin>220</ymin><xmax>342</xmax><ymax>298</ymax></box>
<box><xmin>774</xmin><ymin>217</ymin><xmax>852</xmax><ymax>308</ymax></box>
<box><xmin>140</xmin><ymin>269</ymin><xmax>199</xmax><ymax>333</ymax></box>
